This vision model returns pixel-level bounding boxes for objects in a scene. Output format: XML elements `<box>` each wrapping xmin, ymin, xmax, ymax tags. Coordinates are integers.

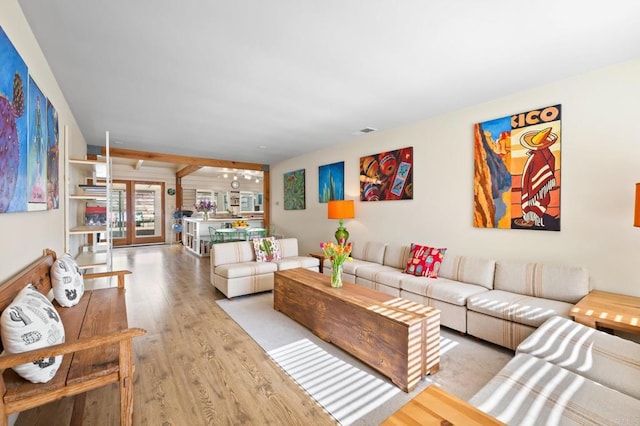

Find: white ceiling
<box><xmin>18</xmin><ymin>1</ymin><xmax>640</xmax><ymax>166</ymax></box>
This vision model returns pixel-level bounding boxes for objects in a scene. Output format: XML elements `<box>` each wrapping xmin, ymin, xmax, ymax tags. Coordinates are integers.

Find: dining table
<box><xmin>212</xmin><ymin>227</ymin><xmax>267</xmax><ymax>243</ymax></box>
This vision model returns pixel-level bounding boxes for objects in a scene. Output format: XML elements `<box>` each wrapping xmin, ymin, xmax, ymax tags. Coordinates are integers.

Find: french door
<box><xmin>111</xmin><ymin>180</ymin><xmax>165</xmax><ymax>246</ymax></box>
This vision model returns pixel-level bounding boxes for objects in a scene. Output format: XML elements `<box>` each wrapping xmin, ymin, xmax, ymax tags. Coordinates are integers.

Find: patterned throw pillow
<box><xmin>252</xmin><ymin>237</ymin><xmax>282</xmax><ymax>262</ymax></box>
<box><xmin>404</xmin><ymin>244</ymin><xmax>447</xmax><ymax>278</ymax></box>
<box><xmin>50</xmin><ymin>253</ymin><xmax>85</xmax><ymax>307</ymax></box>
<box><xmin>0</xmin><ymin>284</ymin><xmax>66</xmax><ymax>383</ymax></box>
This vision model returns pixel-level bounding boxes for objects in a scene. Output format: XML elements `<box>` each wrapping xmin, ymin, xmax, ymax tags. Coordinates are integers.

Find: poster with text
<box><xmin>473</xmin><ymin>104</ymin><xmax>561</xmax><ymax>231</ymax></box>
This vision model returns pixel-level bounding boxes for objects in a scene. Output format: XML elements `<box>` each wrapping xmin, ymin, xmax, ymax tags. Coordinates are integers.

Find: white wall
<box><xmin>271</xmin><ymin>59</ymin><xmax>640</xmax><ymax>296</ymax></box>
<box><xmin>0</xmin><ymin>0</ymin><xmax>87</xmax><ymax>283</ymax></box>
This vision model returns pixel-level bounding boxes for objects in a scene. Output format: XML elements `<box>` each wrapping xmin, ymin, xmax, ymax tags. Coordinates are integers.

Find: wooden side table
<box><xmin>570</xmin><ymin>290</ymin><xmax>640</xmax><ymax>334</ymax></box>
<box><xmin>381</xmin><ymin>385</ymin><xmax>505</xmax><ymax>425</ymax></box>
<box><xmin>308</xmin><ymin>252</ymin><xmax>326</xmax><ymax>273</ymax></box>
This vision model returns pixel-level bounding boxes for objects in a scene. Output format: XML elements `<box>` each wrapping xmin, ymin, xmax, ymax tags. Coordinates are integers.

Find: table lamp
<box><xmin>328</xmin><ymin>200</ymin><xmax>355</xmax><ymax>245</ymax></box>
<box><xmin>635</xmin><ymin>183</ymin><xmax>640</xmax><ymax>227</ymax></box>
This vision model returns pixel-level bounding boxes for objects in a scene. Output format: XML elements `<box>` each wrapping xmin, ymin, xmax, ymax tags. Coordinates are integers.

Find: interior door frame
<box><xmin>112</xmin><ymin>179</ymin><xmax>165</xmax><ymax>246</ymax></box>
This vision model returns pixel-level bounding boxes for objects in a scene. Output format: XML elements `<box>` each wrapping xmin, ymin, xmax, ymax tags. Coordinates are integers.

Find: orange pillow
<box><xmin>404</xmin><ymin>244</ymin><xmax>446</xmax><ymax>278</ymax></box>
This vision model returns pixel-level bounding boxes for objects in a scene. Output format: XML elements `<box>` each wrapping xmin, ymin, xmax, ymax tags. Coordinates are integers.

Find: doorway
<box><xmin>111</xmin><ymin>180</ymin><xmax>165</xmax><ymax>246</ymax></box>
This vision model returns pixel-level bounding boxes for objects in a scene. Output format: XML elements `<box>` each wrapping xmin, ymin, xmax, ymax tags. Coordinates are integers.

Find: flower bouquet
<box><xmin>194</xmin><ymin>200</ymin><xmax>216</xmax><ymax>220</ymax></box>
<box><xmin>320</xmin><ymin>239</ymin><xmax>352</xmax><ymax>288</ymax></box>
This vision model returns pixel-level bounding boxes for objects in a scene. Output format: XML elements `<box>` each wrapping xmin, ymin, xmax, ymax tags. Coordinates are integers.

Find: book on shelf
<box><xmin>78</xmin><ymin>184</ymin><xmax>107</xmax><ymax>194</ymax></box>
<box><xmin>85</xmin><ymin>204</ymin><xmax>107</xmax><ymax>226</ymax></box>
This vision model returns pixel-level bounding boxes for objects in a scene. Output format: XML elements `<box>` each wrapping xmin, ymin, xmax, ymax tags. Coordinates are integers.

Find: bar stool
<box><xmin>209</xmin><ymin>227</ymin><xmax>222</xmax><ymax>245</ymax></box>
<box><xmin>246</xmin><ymin>228</ymin><xmax>267</xmax><ymax>240</ymax></box>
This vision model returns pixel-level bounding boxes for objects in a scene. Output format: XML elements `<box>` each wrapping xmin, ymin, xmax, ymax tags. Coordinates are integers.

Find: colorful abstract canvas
<box><xmin>473</xmin><ymin>104</ymin><xmax>561</xmax><ymax>231</ymax></box>
<box><xmin>27</xmin><ymin>76</ymin><xmax>48</xmax><ymax>211</ymax></box>
<box><xmin>360</xmin><ymin>147</ymin><xmax>413</xmax><ymax>201</ymax></box>
<box><xmin>46</xmin><ymin>99</ymin><xmax>59</xmax><ymax>209</ymax></box>
<box><xmin>0</xmin><ymin>26</ymin><xmax>28</xmax><ymax>213</ymax></box>
<box><xmin>284</xmin><ymin>169</ymin><xmax>305</xmax><ymax>210</ymax></box>
<box><xmin>318</xmin><ymin>161</ymin><xmax>344</xmax><ymax>203</ymax></box>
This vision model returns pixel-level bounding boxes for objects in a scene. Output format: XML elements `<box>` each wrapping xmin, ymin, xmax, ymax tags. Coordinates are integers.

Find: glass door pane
<box><xmin>110</xmin><ymin>182</ymin><xmax>128</xmax><ymax>245</ymax></box>
<box><xmin>109</xmin><ymin>180</ymin><xmax>165</xmax><ymax>246</ymax></box>
<box><xmin>133</xmin><ymin>183</ymin><xmax>164</xmax><ymax>244</ymax></box>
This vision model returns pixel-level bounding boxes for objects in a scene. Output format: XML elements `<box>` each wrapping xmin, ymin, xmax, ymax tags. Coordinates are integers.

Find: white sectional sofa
<box><xmin>324</xmin><ymin>241</ymin><xmax>590</xmax><ymax>349</ymax></box>
<box><xmin>210</xmin><ymin>238</ymin><xmax>319</xmax><ymax>299</ymax></box>
<box><xmin>470</xmin><ymin>316</ymin><xmax>640</xmax><ymax>425</ymax></box>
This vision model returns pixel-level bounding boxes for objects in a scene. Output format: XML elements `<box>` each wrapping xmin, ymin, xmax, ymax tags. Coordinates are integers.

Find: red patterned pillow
<box><xmin>404</xmin><ymin>244</ymin><xmax>446</xmax><ymax>278</ymax></box>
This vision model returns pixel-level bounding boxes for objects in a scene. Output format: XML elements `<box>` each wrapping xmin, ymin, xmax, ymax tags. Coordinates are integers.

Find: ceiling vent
<box><xmin>352</xmin><ymin>127</ymin><xmax>378</xmax><ymax>135</ymax></box>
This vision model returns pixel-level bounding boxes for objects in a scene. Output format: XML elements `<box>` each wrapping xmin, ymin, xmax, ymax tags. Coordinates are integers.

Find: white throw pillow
<box><xmin>50</xmin><ymin>253</ymin><xmax>84</xmax><ymax>307</ymax></box>
<box><xmin>0</xmin><ymin>284</ymin><xmax>66</xmax><ymax>383</ymax></box>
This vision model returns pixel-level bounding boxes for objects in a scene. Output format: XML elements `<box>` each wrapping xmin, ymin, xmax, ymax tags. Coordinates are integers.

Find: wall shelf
<box><xmin>64</xmin><ymin>129</ymin><xmax>112</xmax><ymax>271</ymax></box>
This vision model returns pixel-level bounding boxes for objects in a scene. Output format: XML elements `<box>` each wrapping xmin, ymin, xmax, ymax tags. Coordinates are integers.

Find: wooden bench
<box><xmin>0</xmin><ymin>249</ymin><xmax>146</xmax><ymax>425</ymax></box>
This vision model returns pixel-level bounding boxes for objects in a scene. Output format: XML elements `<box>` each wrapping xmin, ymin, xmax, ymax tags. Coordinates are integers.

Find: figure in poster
<box><xmin>474</xmin><ymin>104</ymin><xmax>561</xmax><ymax>231</ymax></box>
<box><xmin>515</xmin><ymin>127</ymin><xmax>558</xmax><ymax>227</ymax></box>
<box><xmin>46</xmin><ymin>100</ymin><xmax>59</xmax><ymax>209</ymax></box>
<box><xmin>0</xmin><ymin>73</ymin><xmax>24</xmax><ymax>212</ymax></box>
<box><xmin>29</xmin><ymin>95</ymin><xmax>46</xmax><ymax>203</ymax></box>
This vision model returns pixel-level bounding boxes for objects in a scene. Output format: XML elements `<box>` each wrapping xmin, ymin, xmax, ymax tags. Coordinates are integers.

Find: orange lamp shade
<box><xmin>328</xmin><ymin>200</ymin><xmax>355</xmax><ymax>220</ymax></box>
<box><xmin>635</xmin><ymin>183</ymin><xmax>640</xmax><ymax>227</ymax></box>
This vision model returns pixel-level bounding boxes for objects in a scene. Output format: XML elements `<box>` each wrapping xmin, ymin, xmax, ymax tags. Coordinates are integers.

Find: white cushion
<box><xmin>382</xmin><ymin>244</ymin><xmax>411</xmax><ymax>269</ymax></box>
<box><xmin>467</xmin><ymin>289</ymin><xmax>573</xmax><ymax>327</ymax></box>
<box><xmin>438</xmin><ymin>254</ymin><xmax>496</xmax><ymax>289</ymax></box>
<box><xmin>275</xmin><ymin>256</ymin><xmax>319</xmax><ymax>271</ymax></box>
<box><xmin>470</xmin><ymin>353</ymin><xmax>640</xmax><ymax>425</ymax></box>
<box><xmin>350</xmin><ymin>241</ymin><xmax>386</xmax><ymax>264</ymax></box>
<box><xmin>517</xmin><ymin>316</ymin><xmax>640</xmax><ymax>401</ymax></box>
<box><xmin>0</xmin><ymin>284</ymin><xmax>66</xmax><ymax>383</ymax></box>
<box><xmin>494</xmin><ymin>260</ymin><xmax>589</xmax><ymax>303</ymax></box>
<box><xmin>50</xmin><ymin>253</ymin><xmax>85</xmax><ymax>307</ymax></box>
<box><xmin>277</xmin><ymin>238</ymin><xmax>300</xmax><ymax>258</ymax></box>
<box><xmin>215</xmin><ymin>261</ymin><xmax>277</xmax><ymax>279</ymax></box>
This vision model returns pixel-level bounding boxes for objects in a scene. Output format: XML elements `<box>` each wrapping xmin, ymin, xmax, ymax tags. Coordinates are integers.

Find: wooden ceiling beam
<box><xmin>176</xmin><ymin>165</ymin><xmax>202</xmax><ymax>178</ymax></box>
<box><xmin>104</xmin><ymin>147</ymin><xmax>266</xmax><ymax>172</ymax></box>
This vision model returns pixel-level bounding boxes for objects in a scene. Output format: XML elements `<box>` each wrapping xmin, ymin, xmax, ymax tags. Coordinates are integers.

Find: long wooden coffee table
<box><xmin>274</xmin><ymin>268</ymin><xmax>440</xmax><ymax>392</ymax></box>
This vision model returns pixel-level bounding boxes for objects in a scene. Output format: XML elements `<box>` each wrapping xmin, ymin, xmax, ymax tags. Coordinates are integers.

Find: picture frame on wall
<box><xmin>27</xmin><ymin>76</ymin><xmax>48</xmax><ymax>211</ymax></box>
<box><xmin>46</xmin><ymin>98</ymin><xmax>59</xmax><ymax>210</ymax></box>
<box><xmin>473</xmin><ymin>104</ymin><xmax>561</xmax><ymax>231</ymax></box>
<box><xmin>284</xmin><ymin>168</ymin><xmax>306</xmax><ymax>210</ymax></box>
<box><xmin>359</xmin><ymin>147</ymin><xmax>413</xmax><ymax>201</ymax></box>
<box><xmin>0</xmin><ymin>26</ymin><xmax>29</xmax><ymax>213</ymax></box>
<box><xmin>318</xmin><ymin>161</ymin><xmax>344</xmax><ymax>203</ymax></box>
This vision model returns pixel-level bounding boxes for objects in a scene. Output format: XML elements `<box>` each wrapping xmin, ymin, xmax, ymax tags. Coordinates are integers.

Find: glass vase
<box><xmin>203</xmin><ymin>212</ymin><xmax>209</xmax><ymax>221</ymax></box>
<box><xmin>331</xmin><ymin>263</ymin><xmax>343</xmax><ymax>288</ymax></box>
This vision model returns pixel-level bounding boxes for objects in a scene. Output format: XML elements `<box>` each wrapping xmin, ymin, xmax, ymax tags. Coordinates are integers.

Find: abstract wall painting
<box><xmin>318</xmin><ymin>161</ymin><xmax>344</xmax><ymax>203</ymax></box>
<box><xmin>473</xmin><ymin>104</ymin><xmax>561</xmax><ymax>231</ymax></box>
<box><xmin>27</xmin><ymin>76</ymin><xmax>48</xmax><ymax>211</ymax></box>
<box><xmin>46</xmin><ymin>99</ymin><xmax>59</xmax><ymax>209</ymax></box>
<box><xmin>0</xmin><ymin>26</ymin><xmax>28</xmax><ymax>213</ymax></box>
<box><xmin>284</xmin><ymin>169</ymin><xmax>305</xmax><ymax>210</ymax></box>
<box><xmin>360</xmin><ymin>146</ymin><xmax>413</xmax><ymax>201</ymax></box>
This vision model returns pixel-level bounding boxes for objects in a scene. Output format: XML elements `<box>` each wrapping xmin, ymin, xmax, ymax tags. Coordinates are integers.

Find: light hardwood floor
<box><xmin>15</xmin><ymin>244</ymin><xmax>336</xmax><ymax>425</ymax></box>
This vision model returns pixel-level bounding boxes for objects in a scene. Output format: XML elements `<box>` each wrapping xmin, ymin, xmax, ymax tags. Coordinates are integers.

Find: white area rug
<box><xmin>217</xmin><ymin>292</ymin><xmax>512</xmax><ymax>425</ymax></box>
